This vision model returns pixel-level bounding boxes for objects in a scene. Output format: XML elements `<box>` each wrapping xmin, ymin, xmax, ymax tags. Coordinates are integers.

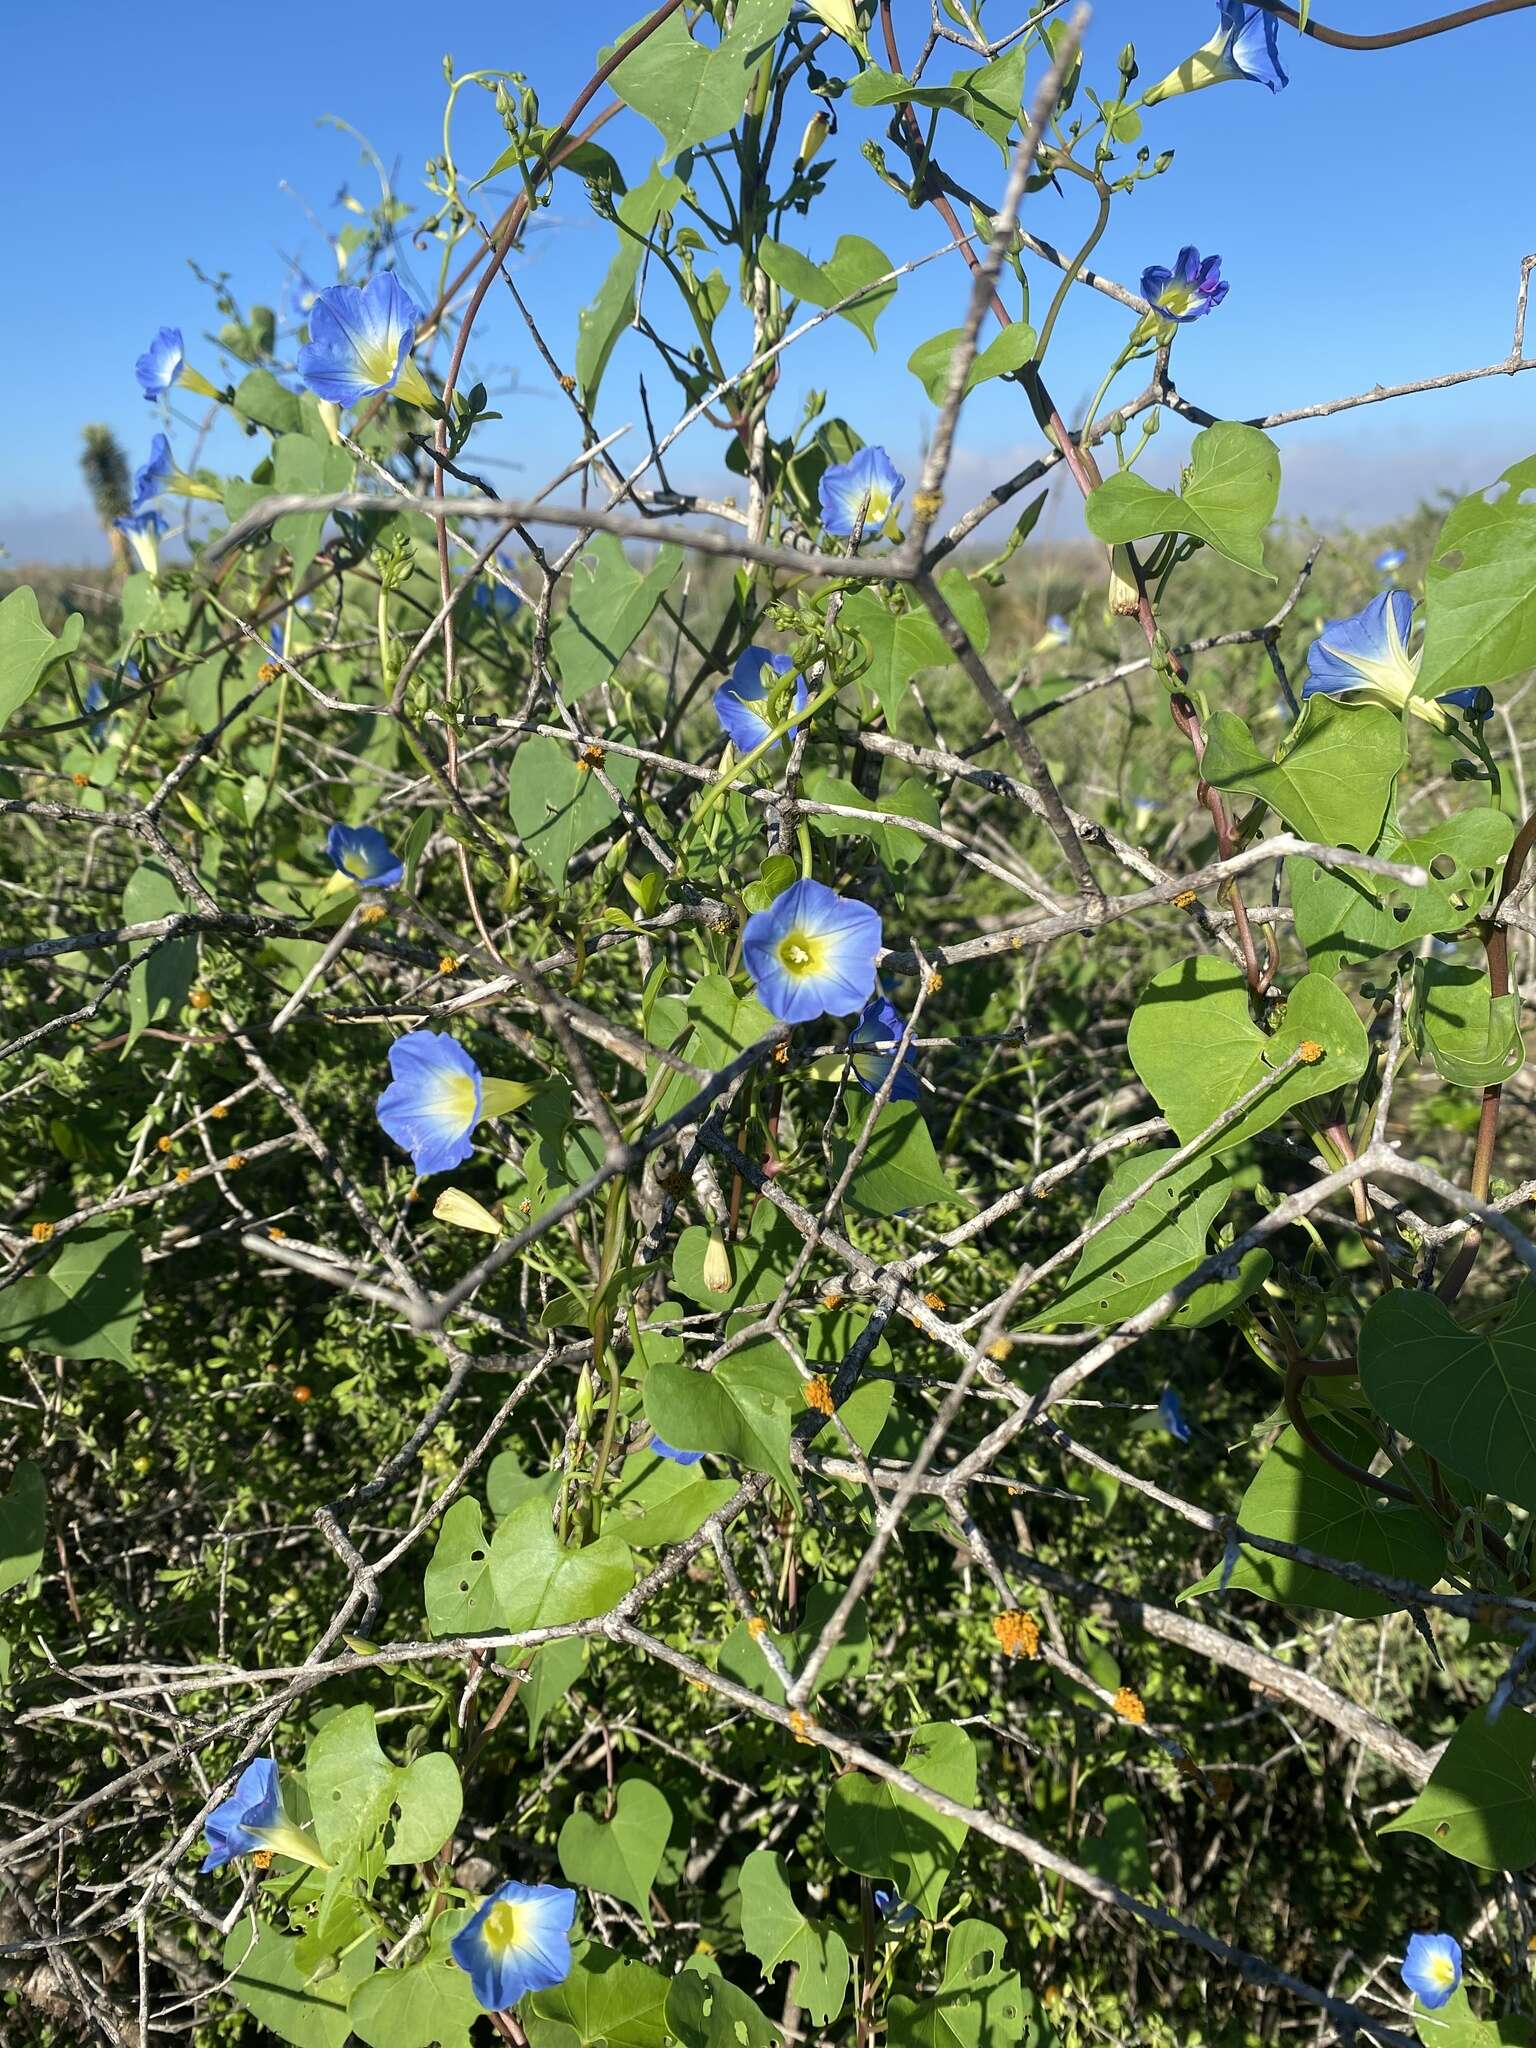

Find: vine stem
<box><xmin>1255</xmin><ymin>0</ymin><xmax>1534</xmax><ymax>49</ymax></box>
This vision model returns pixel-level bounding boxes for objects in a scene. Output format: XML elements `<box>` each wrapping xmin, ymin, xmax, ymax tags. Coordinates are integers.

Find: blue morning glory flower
<box><xmin>450</xmin><ymin>1881</ymin><xmax>577</xmax><ymax>2012</ymax></box>
<box><xmin>1145</xmin><ymin>3</ymin><xmax>1288</xmax><ymax>101</ymax></box>
<box><xmin>1141</xmin><ymin>248</ymin><xmax>1229</xmax><ymax>326</ymax></box>
<box><xmin>114</xmin><ymin>509</ymin><xmax>167</xmax><ymax>575</ymax></box>
<box><xmin>849</xmin><ymin>997</ymin><xmax>920</xmax><ymax>1101</ymax></box>
<box><xmin>651</xmin><ymin>1435</ymin><xmax>705</xmax><ymax>1465</ymax></box>
<box><xmin>297</xmin><ymin>276</ymin><xmax>436</xmax><ymax>409</ymax></box>
<box><xmin>135</xmin><ymin>325</ymin><xmax>220</xmax><ymax>403</ymax></box>
<box><xmin>326</xmin><ymin>821</ymin><xmax>404</xmax><ymax>890</ymax></box>
<box><xmin>473</xmin><ymin>565</ymin><xmax>523</xmax><ymax>617</ymax></box>
<box><xmin>743</xmin><ymin>879</ymin><xmax>883</xmax><ymax>1025</ymax></box>
<box><xmin>819</xmin><ymin>446</ymin><xmax>905</xmax><ymax>539</ymax></box>
<box><xmin>1158</xmin><ymin>1389</ymin><xmax>1192</xmax><ymax>1442</ymax></box>
<box><xmin>376</xmin><ymin>1031</ymin><xmax>483</xmax><ymax>1177</ymax></box>
<box><xmin>201</xmin><ymin>1758</ymin><xmax>329</xmax><ymax>1873</ymax></box>
<box><xmin>132</xmin><ymin>434</ymin><xmax>176</xmax><ymax>513</ymax></box>
<box><xmin>1301</xmin><ymin>589</ymin><xmax>1491</xmax><ymax>727</ymax></box>
<box><xmin>1401</xmin><ymin>1932</ymin><xmax>1461</xmax><ymax>2011</ymax></box>
<box><xmin>1375</xmin><ymin>545</ymin><xmax>1408</xmax><ymax>575</ymax></box>
<box><xmin>1131</xmin><ymin>795</ymin><xmax>1164</xmax><ymax>830</ymax></box>
<box><xmin>873</xmin><ymin>1885</ymin><xmax>919</xmax><ymax>1928</ymax></box>
<box><xmin>713</xmin><ymin>648</ymin><xmax>808</xmax><ymax>755</ymax></box>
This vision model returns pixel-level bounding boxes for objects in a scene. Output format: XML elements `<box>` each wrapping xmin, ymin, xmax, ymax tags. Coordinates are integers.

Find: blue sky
<box><xmin>5</xmin><ymin>1</ymin><xmax>1534</xmax><ymax>564</ymax></box>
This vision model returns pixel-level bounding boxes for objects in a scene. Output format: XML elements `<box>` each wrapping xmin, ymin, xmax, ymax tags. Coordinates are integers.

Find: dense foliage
<box><xmin>5</xmin><ymin>3</ymin><xmax>1536</xmax><ymax>2044</ymax></box>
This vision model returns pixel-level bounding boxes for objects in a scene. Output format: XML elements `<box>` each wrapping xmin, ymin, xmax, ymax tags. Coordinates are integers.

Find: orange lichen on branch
<box><xmin>992</xmin><ymin>1609</ymin><xmax>1041</xmax><ymax>1659</ymax></box>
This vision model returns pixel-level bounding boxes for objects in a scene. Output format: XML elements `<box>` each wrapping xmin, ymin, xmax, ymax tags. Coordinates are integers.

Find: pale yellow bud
<box><xmin>431</xmin><ymin>1186</ymin><xmax>504</xmax><ymax>1236</ymax></box>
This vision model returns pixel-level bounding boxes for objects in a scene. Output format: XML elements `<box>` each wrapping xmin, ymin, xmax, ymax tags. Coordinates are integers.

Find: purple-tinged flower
<box><xmin>326</xmin><ymin>821</ymin><xmax>404</xmax><ymax>890</ymax></box>
<box><xmin>451</xmin><ymin>1881</ymin><xmax>576</xmax><ymax>2011</ymax></box>
<box><xmin>1400</xmin><ymin>1932</ymin><xmax>1461</xmax><ymax>2012</ymax></box>
<box><xmin>651</xmin><ymin>1436</ymin><xmax>705</xmax><ymax>1465</ymax></box>
<box><xmin>1158</xmin><ymin>1388</ymin><xmax>1192</xmax><ymax>1442</ymax></box>
<box><xmin>743</xmin><ymin>879</ymin><xmax>882</xmax><ymax>1025</ymax></box>
<box><xmin>1146</xmin><ymin>3</ymin><xmax>1288</xmax><ymax>101</ymax></box>
<box><xmin>201</xmin><ymin>1758</ymin><xmax>330</xmax><ymax>1873</ymax></box>
<box><xmin>1140</xmin><ymin>247</ymin><xmax>1229</xmax><ymax>327</ymax></box>
<box><xmin>713</xmin><ymin>648</ymin><xmax>808</xmax><ymax>755</ymax></box>
<box><xmin>114</xmin><ymin>509</ymin><xmax>167</xmax><ymax>576</ymax></box>
<box><xmin>297</xmin><ymin>276</ymin><xmax>436</xmax><ymax>409</ymax></box>
<box><xmin>134</xmin><ymin>325</ymin><xmax>220</xmax><ymax>403</ymax></box>
<box><xmin>819</xmin><ymin>446</ymin><xmax>905</xmax><ymax>539</ymax></box>
<box><xmin>376</xmin><ymin>1031</ymin><xmax>483</xmax><ymax>1178</ymax></box>
<box><xmin>849</xmin><ymin>997</ymin><xmax>920</xmax><ymax>1102</ymax></box>
<box><xmin>1375</xmin><ymin>545</ymin><xmax>1408</xmax><ymax>575</ymax></box>
<box><xmin>1301</xmin><ymin>589</ymin><xmax>1492</xmax><ymax>728</ymax></box>
<box><xmin>873</xmin><ymin>1885</ymin><xmax>919</xmax><ymax>1928</ymax></box>
<box><xmin>132</xmin><ymin>434</ymin><xmax>175</xmax><ymax>513</ymax></box>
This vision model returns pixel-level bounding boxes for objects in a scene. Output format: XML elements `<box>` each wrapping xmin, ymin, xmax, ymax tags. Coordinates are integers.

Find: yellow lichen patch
<box><xmin>1172</xmin><ymin>889</ymin><xmax>1197</xmax><ymax>910</ymax></box>
<box><xmin>992</xmin><ymin>1609</ymin><xmax>1041</xmax><ymax>1660</ymax></box>
<box><xmin>268</xmin><ymin>1227</ymin><xmax>286</xmax><ymax>1241</ymax></box>
<box><xmin>358</xmin><ymin>902</ymin><xmax>387</xmax><ymax>926</ymax></box>
<box><xmin>788</xmin><ymin>1709</ymin><xmax>815</xmax><ymax>1744</ymax></box>
<box><xmin>1112</xmin><ymin>1686</ymin><xmax>1147</xmax><ymax>1724</ymax></box>
<box><xmin>72</xmin><ymin>771</ymin><xmax>90</xmax><ymax>788</ymax></box>
<box><xmin>821</xmin><ymin>1291</ymin><xmax>844</xmax><ymax>1311</ymax></box>
<box><xmin>925</xmin><ymin>970</ymin><xmax>943</xmax><ymax>994</ymax></box>
<box><xmin>251</xmin><ymin>1849</ymin><xmax>274</xmax><ymax>1869</ymax></box>
<box><xmin>157</xmin><ymin>1135</ymin><xmax>174</xmax><ymax>1154</ymax></box>
<box><xmin>226</xmin><ymin>1154</ymin><xmax>247</xmax><ymax>1171</ymax></box>
<box><xmin>922</xmin><ymin>1290</ymin><xmax>946</xmax><ymax>1311</ymax></box>
<box><xmin>258</xmin><ymin>661</ymin><xmax>283</xmax><ymax>684</ymax></box>
<box><xmin>30</xmin><ymin>1221</ymin><xmax>55</xmax><ymax>1243</ymax></box>
<box><xmin>210</xmin><ymin>1103</ymin><xmax>229</xmax><ymax>1119</ymax></box>
<box><xmin>438</xmin><ymin>955</ymin><xmax>458</xmax><ymax>976</ymax></box>
<box><xmin>987</xmin><ymin>1336</ymin><xmax>1015</xmax><ymax>1362</ymax></box>
<box><xmin>175</xmin><ymin>1168</ymin><xmax>191</xmax><ymax>1185</ymax></box>
<box><xmin>578</xmin><ymin>743</ymin><xmax>606</xmax><ymax>770</ymax></box>
<box><xmin>747</xmin><ymin>1616</ymin><xmax>768</xmax><ymax>1640</ymax></box>
<box><xmin>1297</xmin><ymin>1039</ymin><xmax>1325</xmax><ymax>1065</ymax></box>
<box><xmin>804</xmin><ymin>1375</ymin><xmax>836</xmax><ymax>1417</ymax></box>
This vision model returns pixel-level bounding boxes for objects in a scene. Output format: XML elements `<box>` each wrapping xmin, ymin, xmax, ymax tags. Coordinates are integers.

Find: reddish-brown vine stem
<box><xmin>1255</xmin><ymin>0</ymin><xmax>1534</xmax><ymax>50</ymax></box>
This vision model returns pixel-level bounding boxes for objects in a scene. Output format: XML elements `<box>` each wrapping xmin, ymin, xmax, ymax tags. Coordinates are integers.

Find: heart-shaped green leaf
<box><xmin>423</xmin><ymin>1495</ymin><xmax>499</xmax><ymax>1637</ymax></box>
<box><xmin>643</xmin><ymin>1343</ymin><xmax>798</xmax><ymax>1491</ymax></box>
<box><xmin>558</xmin><ymin>1777</ymin><xmax>672</xmax><ymax>1927</ymax></box>
<box><xmin>490</xmin><ymin>1498</ymin><xmax>635</xmax><ymax>1633</ymax></box>
<box><xmin>1084</xmin><ymin>421</ymin><xmax>1281</xmax><ymax>576</ymax></box>
<box><xmin>1127</xmin><ymin>958</ymin><xmax>1369</xmax><ymax>1155</ymax></box>
<box><xmin>1418</xmin><ymin>451</ymin><xmax>1536</xmax><ymax>700</ymax></box>
<box><xmin>1361</xmin><ymin>1287</ymin><xmax>1536</xmax><ymax>1510</ymax></box>
<box><xmin>223</xmin><ymin>1921</ymin><xmax>374</xmax><ymax>2048</ymax></box>
<box><xmin>0</xmin><ymin>1227</ymin><xmax>142</xmax><ymax>1367</ymax></box>
<box><xmin>1382</xmin><ymin>1702</ymin><xmax>1536</xmax><ymax>1869</ymax></box>
<box><xmin>1199</xmin><ymin>697</ymin><xmax>1405</xmax><ymax>850</ymax></box>
<box><xmin>824</xmin><ymin>1721</ymin><xmax>976</xmax><ymax>1920</ymax></box>
<box><xmin>739</xmin><ymin>1850</ymin><xmax>850</xmax><ymax>2025</ymax></box>
<box><xmin>1027</xmin><ymin>1149</ymin><xmax>1231</xmax><ymax>1330</ymax></box>
<box><xmin>508</xmin><ymin>733</ymin><xmax>640</xmax><ymax>886</ymax></box>
<box><xmin>528</xmin><ymin>1941</ymin><xmax>671</xmax><ymax>2048</ymax></box>
<box><xmin>759</xmin><ymin>234</ymin><xmax>897</xmax><ymax>348</ymax></box>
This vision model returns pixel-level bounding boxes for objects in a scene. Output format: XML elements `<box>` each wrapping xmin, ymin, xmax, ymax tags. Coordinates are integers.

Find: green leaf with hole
<box><xmin>887</xmin><ymin>1919</ymin><xmax>1034</xmax><ymax>2048</ymax></box>
<box><xmin>834</xmin><ymin>1102</ymin><xmax>961</xmax><ymax>1215</ymax></box>
<box><xmin>1027</xmin><ymin>1150</ymin><xmax>1231</xmax><ymax>1330</ymax></box>
<box><xmin>423</xmin><ymin>1495</ymin><xmax>499</xmax><ymax>1636</ymax></box>
<box><xmin>559</xmin><ymin>1777</ymin><xmax>672</xmax><ymax>1927</ymax></box>
<box><xmin>667</xmin><ymin>1964</ymin><xmax>781</xmax><ymax>2048</ymax></box>
<box><xmin>528</xmin><ymin>1942</ymin><xmax>671</xmax><ymax>2048</ymax></box>
<box><xmin>0</xmin><ymin>1460</ymin><xmax>45</xmax><ymax>1597</ymax></box>
<box><xmin>1127</xmin><ymin>957</ymin><xmax>1369</xmax><ymax>1155</ymax></box>
<box><xmin>490</xmin><ymin>1497</ymin><xmax>634</xmax><ymax>1633</ymax></box>
<box><xmin>1083</xmin><ymin>422</ymin><xmax>1281</xmax><ymax>577</ymax></box>
<box><xmin>549</xmin><ymin>532</ymin><xmax>682</xmax><ymax>699</ymax></box>
<box><xmin>1418</xmin><ymin>958</ymin><xmax>1526</xmax><ymax>1087</ymax></box>
<box><xmin>303</xmin><ymin>1705</ymin><xmax>392</xmax><ymax>1861</ymax></box>
<box><xmin>508</xmin><ymin>733</ymin><xmax>640</xmax><ymax>887</ymax></box>
<box><xmin>1382</xmin><ymin>1703</ymin><xmax>1536</xmax><ymax>1869</ymax></box>
<box><xmin>739</xmin><ymin>1850</ymin><xmax>850</xmax><ymax>2025</ymax></box>
<box><xmin>0</xmin><ymin>586</ymin><xmax>83</xmax><ymax>728</ymax></box>
<box><xmin>1361</xmin><ymin>1287</ymin><xmax>1536</xmax><ymax>1512</ymax></box>
<box><xmin>906</xmin><ymin>322</ymin><xmax>1037</xmax><ymax>406</ymax></box>
<box><xmin>223</xmin><ymin>1920</ymin><xmax>373</xmax><ymax>2048</ymax></box>
<box><xmin>824</xmin><ymin>1722</ymin><xmax>976</xmax><ymax>1919</ymax></box>
<box><xmin>1417</xmin><ymin>452</ymin><xmax>1536</xmax><ymax>700</ymax></box>
<box><xmin>1184</xmin><ymin>1419</ymin><xmax>1445</xmax><ymax>1618</ymax></box>
<box><xmin>1292</xmin><ymin>806</ymin><xmax>1514</xmax><ymax>973</ymax></box>
<box><xmin>1199</xmin><ymin>697</ymin><xmax>1405</xmax><ymax>850</ymax></box>
<box><xmin>0</xmin><ymin>1226</ymin><xmax>142</xmax><ymax>1367</ymax></box>
<box><xmin>610</xmin><ymin>0</ymin><xmax>792</xmax><ymax>157</ymax></box>
<box><xmin>760</xmin><ymin>235</ymin><xmax>896</xmax><ymax>348</ymax></box>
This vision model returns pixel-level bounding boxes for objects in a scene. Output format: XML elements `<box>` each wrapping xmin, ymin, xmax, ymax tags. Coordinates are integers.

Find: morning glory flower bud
<box><xmin>201</xmin><ymin>1758</ymin><xmax>331</xmax><ymax>1873</ymax></box>
<box><xmin>325</xmin><ymin>821</ymin><xmax>404</xmax><ymax>890</ymax></box>
<box><xmin>1374</xmin><ymin>545</ymin><xmax>1408</xmax><ymax>576</ymax></box>
<box><xmin>1400</xmin><ymin>1931</ymin><xmax>1461</xmax><ymax>2012</ymax></box>
<box><xmin>702</xmin><ymin>1229</ymin><xmax>734</xmax><ymax>1294</ymax></box>
<box><xmin>713</xmin><ymin>649</ymin><xmax>808</xmax><ymax>755</ymax></box>
<box><xmin>1138</xmin><ymin>247</ymin><xmax>1228</xmax><ymax>335</ymax></box>
<box><xmin>432</xmin><ymin>1186</ymin><xmax>504</xmax><ymax>1236</ymax></box>
<box><xmin>1158</xmin><ymin>1388</ymin><xmax>1192</xmax><ymax>1441</ymax></box>
<box><xmin>743</xmin><ymin>878</ymin><xmax>883</xmax><ymax>1025</ymax></box>
<box><xmin>1106</xmin><ymin>546</ymin><xmax>1141</xmax><ymax>617</ymax></box>
<box><xmin>819</xmin><ymin>446</ymin><xmax>905</xmax><ymax>539</ymax></box>
<box><xmin>1301</xmin><ymin>590</ymin><xmax>1492</xmax><ymax>732</ymax></box>
<box><xmin>1144</xmin><ymin>3</ymin><xmax>1288</xmax><ymax>105</ymax></box>
<box><xmin>450</xmin><ymin>1880</ymin><xmax>577</xmax><ymax>2012</ymax></box>
<box><xmin>135</xmin><ymin>326</ymin><xmax>221</xmax><ymax>404</ymax></box>
<box><xmin>849</xmin><ymin>997</ymin><xmax>920</xmax><ymax>1102</ymax></box>
<box><xmin>114</xmin><ymin>509</ymin><xmax>167</xmax><ymax>577</ymax></box>
<box><xmin>375</xmin><ymin>1030</ymin><xmax>483</xmax><ymax>1178</ymax></box>
<box><xmin>297</xmin><ymin>276</ymin><xmax>437</xmax><ymax>410</ymax></box>
<box><xmin>1131</xmin><ymin>795</ymin><xmax>1164</xmax><ymax>835</ymax></box>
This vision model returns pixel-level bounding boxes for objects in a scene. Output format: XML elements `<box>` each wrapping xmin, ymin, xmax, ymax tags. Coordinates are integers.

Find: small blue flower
<box><xmin>451</xmin><ymin>1881</ymin><xmax>577</xmax><ymax>2012</ymax></box>
<box><xmin>873</xmin><ymin>1885</ymin><xmax>919</xmax><ymax>1928</ymax></box>
<box><xmin>743</xmin><ymin>879</ymin><xmax>883</xmax><ymax>1025</ymax></box>
<box><xmin>201</xmin><ymin>1758</ymin><xmax>329</xmax><ymax>1873</ymax></box>
<box><xmin>1131</xmin><ymin>795</ymin><xmax>1164</xmax><ymax>830</ymax></box>
<box><xmin>1401</xmin><ymin>1931</ymin><xmax>1461</xmax><ymax>2011</ymax></box>
<box><xmin>1375</xmin><ymin>545</ymin><xmax>1408</xmax><ymax>575</ymax></box>
<box><xmin>297</xmin><ymin>276</ymin><xmax>436</xmax><ymax>409</ymax></box>
<box><xmin>1158</xmin><ymin>1388</ymin><xmax>1192</xmax><ymax>1442</ymax></box>
<box><xmin>1141</xmin><ymin>247</ymin><xmax>1229</xmax><ymax>326</ymax></box>
<box><xmin>651</xmin><ymin>1436</ymin><xmax>705</xmax><ymax>1465</ymax></box>
<box><xmin>849</xmin><ymin>997</ymin><xmax>920</xmax><ymax>1102</ymax></box>
<box><xmin>713</xmin><ymin>649</ymin><xmax>808</xmax><ymax>755</ymax></box>
<box><xmin>326</xmin><ymin>821</ymin><xmax>404</xmax><ymax>890</ymax></box>
<box><xmin>114</xmin><ymin>508</ymin><xmax>167</xmax><ymax>575</ymax></box>
<box><xmin>132</xmin><ymin>434</ymin><xmax>176</xmax><ymax>513</ymax></box>
<box><xmin>1301</xmin><ymin>590</ymin><xmax>1492</xmax><ymax>726</ymax></box>
<box><xmin>376</xmin><ymin>1031</ymin><xmax>483</xmax><ymax>1178</ymax></box>
<box><xmin>819</xmin><ymin>446</ymin><xmax>905</xmax><ymax>539</ymax></box>
<box><xmin>1146</xmin><ymin>3</ymin><xmax>1288</xmax><ymax>101</ymax></box>
<box><xmin>136</xmin><ymin>327</ymin><xmax>185</xmax><ymax>401</ymax></box>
